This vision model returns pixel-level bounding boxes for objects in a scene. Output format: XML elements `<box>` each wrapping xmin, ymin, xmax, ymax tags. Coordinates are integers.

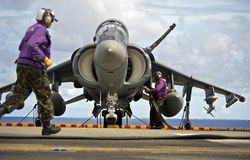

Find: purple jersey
<box><xmin>16</xmin><ymin>23</ymin><xmax>51</xmax><ymax>69</ymax></box>
<box><xmin>150</xmin><ymin>78</ymin><xmax>167</xmax><ymax>98</ymax></box>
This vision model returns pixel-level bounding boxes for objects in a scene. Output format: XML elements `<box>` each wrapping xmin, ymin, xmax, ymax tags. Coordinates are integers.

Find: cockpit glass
<box><xmin>95</xmin><ymin>21</ymin><xmax>129</xmax><ymax>44</ymax></box>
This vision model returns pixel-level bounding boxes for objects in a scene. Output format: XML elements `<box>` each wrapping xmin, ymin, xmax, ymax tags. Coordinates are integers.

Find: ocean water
<box><xmin>0</xmin><ymin>117</ymin><xmax>250</xmax><ymax>128</ymax></box>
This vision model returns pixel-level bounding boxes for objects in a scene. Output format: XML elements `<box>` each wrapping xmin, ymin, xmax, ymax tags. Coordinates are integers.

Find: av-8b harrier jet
<box><xmin>0</xmin><ymin>19</ymin><xmax>245</xmax><ymax>129</ymax></box>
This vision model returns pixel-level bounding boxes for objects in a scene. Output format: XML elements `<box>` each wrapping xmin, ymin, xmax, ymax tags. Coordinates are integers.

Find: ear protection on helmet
<box><xmin>44</xmin><ymin>15</ymin><xmax>52</xmax><ymax>25</ymax></box>
<box><xmin>43</xmin><ymin>9</ymin><xmax>53</xmax><ymax>25</ymax></box>
<box><xmin>36</xmin><ymin>8</ymin><xmax>57</xmax><ymax>25</ymax></box>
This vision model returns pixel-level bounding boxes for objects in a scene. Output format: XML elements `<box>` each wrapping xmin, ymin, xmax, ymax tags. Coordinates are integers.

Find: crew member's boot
<box><xmin>42</xmin><ymin>121</ymin><xmax>61</xmax><ymax>135</ymax></box>
<box><xmin>0</xmin><ymin>106</ymin><xmax>5</xmax><ymax>118</ymax></box>
<box><xmin>154</xmin><ymin>121</ymin><xmax>165</xmax><ymax>129</ymax></box>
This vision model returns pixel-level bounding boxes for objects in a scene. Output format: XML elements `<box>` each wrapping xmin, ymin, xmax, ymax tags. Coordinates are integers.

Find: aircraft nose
<box><xmin>94</xmin><ymin>40</ymin><xmax>127</xmax><ymax>71</ymax></box>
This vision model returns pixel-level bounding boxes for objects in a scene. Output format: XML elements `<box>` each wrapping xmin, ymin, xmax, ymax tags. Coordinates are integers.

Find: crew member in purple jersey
<box><xmin>145</xmin><ymin>71</ymin><xmax>167</xmax><ymax>129</ymax></box>
<box><xmin>0</xmin><ymin>8</ymin><xmax>60</xmax><ymax>135</ymax></box>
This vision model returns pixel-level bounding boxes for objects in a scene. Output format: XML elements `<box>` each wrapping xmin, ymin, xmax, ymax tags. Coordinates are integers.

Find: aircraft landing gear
<box><xmin>35</xmin><ymin>117</ymin><xmax>42</xmax><ymax>127</ymax></box>
<box><xmin>183</xmin><ymin>81</ymin><xmax>193</xmax><ymax>130</ymax></box>
<box><xmin>102</xmin><ymin>110</ymin><xmax>123</xmax><ymax>128</ymax></box>
<box><xmin>116</xmin><ymin>112</ymin><xmax>123</xmax><ymax>128</ymax></box>
<box><xmin>184</xmin><ymin>120</ymin><xmax>191</xmax><ymax>130</ymax></box>
<box><xmin>183</xmin><ymin>101</ymin><xmax>192</xmax><ymax>130</ymax></box>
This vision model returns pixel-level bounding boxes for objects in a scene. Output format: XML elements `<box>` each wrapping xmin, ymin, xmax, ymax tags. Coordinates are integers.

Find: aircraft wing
<box><xmin>46</xmin><ymin>60</ymin><xmax>73</xmax><ymax>83</ymax></box>
<box><xmin>0</xmin><ymin>60</ymin><xmax>73</xmax><ymax>94</ymax></box>
<box><xmin>152</xmin><ymin>61</ymin><xmax>245</xmax><ymax>104</ymax></box>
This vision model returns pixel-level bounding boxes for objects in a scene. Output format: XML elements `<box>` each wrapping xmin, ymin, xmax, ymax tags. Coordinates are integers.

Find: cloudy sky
<box><xmin>0</xmin><ymin>0</ymin><xmax>249</xmax><ymax>120</ymax></box>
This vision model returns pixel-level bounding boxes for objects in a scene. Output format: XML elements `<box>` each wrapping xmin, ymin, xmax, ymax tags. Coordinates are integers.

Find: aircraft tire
<box><xmin>35</xmin><ymin>117</ymin><xmax>42</xmax><ymax>127</ymax></box>
<box><xmin>116</xmin><ymin>112</ymin><xmax>122</xmax><ymax>128</ymax></box>
<box><xmin>103</xmin><ymin>117</ymin><xmax>107</xmax><ymax>128</ymax></box>
<box><xmin>185</xmin><ymin>121</ymin><xmax>191</xmax><ymax>130</ymax></box>
<box><xmin>107</xmin><ymin>117</ymin><xmax>116</xmax><ymax>126</ymax></box>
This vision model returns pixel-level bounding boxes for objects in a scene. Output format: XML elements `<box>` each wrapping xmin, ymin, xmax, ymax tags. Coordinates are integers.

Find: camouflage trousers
<box><xmin>2</xmin><ymin>64</ymin><xmax>54</xmax><ymax>122</ymax></box>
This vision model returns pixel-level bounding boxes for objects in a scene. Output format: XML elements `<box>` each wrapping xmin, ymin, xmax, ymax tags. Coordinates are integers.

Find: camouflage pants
<box><xmin>2</xmin><ymin>64</ymin><xmax>54</xmax><ymax>122</ymax></box>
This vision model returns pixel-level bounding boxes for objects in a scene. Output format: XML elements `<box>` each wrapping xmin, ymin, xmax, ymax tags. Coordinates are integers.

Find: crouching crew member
<box><xmin>144</xmin><ymin>71</ymin><xmax>167</xmax><ymax>129</ymax></box>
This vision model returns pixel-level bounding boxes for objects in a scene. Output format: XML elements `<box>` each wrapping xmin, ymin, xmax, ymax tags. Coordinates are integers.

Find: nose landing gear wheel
<box><xmin>102</xmin><ymin>110</ymin><xmax>123</xmax><ymax>128</ymax></box>
<box><xmin>107</xmin><ymin>117</ymin><xmax>116</xmax><ymax>125</ymax></box>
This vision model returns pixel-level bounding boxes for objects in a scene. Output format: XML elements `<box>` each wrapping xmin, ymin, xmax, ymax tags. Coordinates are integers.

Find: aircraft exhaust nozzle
<box><xmin>94</xmin><ymin>40</ymin><xmax>127</xmax><ymax>71</ymax></box>
<box><xmin>159</xmin><ymin>92</ymin><xmax>183</xmax><ymax>117</ymax></box>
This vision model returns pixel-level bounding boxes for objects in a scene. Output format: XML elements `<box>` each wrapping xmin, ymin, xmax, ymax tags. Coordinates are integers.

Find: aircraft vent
<box><xmin>127</xmin><ymin>47</ymin><xmax>147</xmax><ymax>82</ymax></box>
<box><xmin>72</xmin><ymin>44</ymin><xmax>98</xmax><ymax>87</ymax></box>
<box><xmin>77</xmin><ymin>48</ymin><xmax>97</xmax><ymax>83</ymax></box>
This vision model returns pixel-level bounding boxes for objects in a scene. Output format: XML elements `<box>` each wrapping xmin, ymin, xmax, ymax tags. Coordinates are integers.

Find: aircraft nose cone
<box><xmin>94</xmin><ymin>40</ymin><xmax>127</xmax><ymax>71</ymax></box>
<box><xmin>108</xmin><ymin>48</ymin><xmax>112</xmax><ymax>52</ymax></box>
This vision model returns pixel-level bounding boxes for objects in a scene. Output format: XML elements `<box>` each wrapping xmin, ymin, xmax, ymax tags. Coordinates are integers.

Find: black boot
<box><xmin>154</xmin><ymin>122</ymin><xmax>165</xmax><ymax>129</ymax></box>
<box><xmin>0</xmin><ymin>106</ymin><xmax>5</xmax><ymax>118</ymax></box>
<box><xmin>42</xmin><ymin>121</ymin><xmax>61</xmax><ymax>135</ymax></box>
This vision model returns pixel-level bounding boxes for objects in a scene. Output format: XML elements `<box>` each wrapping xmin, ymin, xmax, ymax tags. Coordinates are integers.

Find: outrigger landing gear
<box><xmin>183</xmin><ymin>103</ymin><xmax>191</xmax><ymax>130</ymax></box>
<box><xmin>183</xmin><ymin>81</ymin><xmax>193</xmax><ymax>130</ymax></box>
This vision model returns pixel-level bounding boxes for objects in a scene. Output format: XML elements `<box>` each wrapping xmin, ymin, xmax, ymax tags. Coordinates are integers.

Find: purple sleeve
<box><xmin>46</xmin><ymin>44</ymin><xmax>51</xmax><ymax>59</ymax></box>
<box><xmin>26</xmin><ymin>27</ymin><xmax>47</xmax><ymax>62</ymax></box>
<box><xmin>18</xmin><ymin>37</ymin><xmax>25</xmax><ymax>51</ymax></box>
<box><xmin>150</xmin><ymin>79</ymin><xmax>165</xmax><ymax>94</ymax></box>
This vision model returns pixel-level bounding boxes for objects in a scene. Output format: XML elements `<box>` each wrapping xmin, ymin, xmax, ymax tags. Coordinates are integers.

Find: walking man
<box><xmin>0</xmin><ymin>8</ymin><xmax>61</xmax><ymax>135</ymax></box>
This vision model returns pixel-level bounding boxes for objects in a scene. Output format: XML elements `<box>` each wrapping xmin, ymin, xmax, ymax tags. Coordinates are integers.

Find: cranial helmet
<box><xmin>36</xmin><ymin>8</ymin><xmax>58</xmax><ymax>25</ymax></box>
<box><xmin>155</xmin><ymin>71</ymin><xmax>162</xmax><ymax>76</ymax></box>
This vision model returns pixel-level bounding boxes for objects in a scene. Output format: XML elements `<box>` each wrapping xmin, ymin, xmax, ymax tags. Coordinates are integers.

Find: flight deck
<box><xmin>0</xmin><ymin>126</ymin><xmax>250</xmax><ymax>160</ymax></box>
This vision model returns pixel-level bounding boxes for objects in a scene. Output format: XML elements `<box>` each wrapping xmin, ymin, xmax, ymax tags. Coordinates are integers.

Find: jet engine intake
<box><xmin>159</xmin><ymin>92</ymin><xmax>183</xmax><ymax>117</ymax></box>
<box><xmin>126</xmin><ymin>46</ymin><xmax>147</xmax><ymax>82</ymax></box>
<box><xmin>119</xmin><ymin>44</ymin><xmax>151</xmax><ymax>97</ymax></box>
<box><xmin>72</xmin><ymin>44</ymin><xmax>99</xmax><ymax>94</ymax></box>
<box><xmin>73</xmin><ymin>45</ymin><xmax>97</xmax><ymax>83</ymax></box>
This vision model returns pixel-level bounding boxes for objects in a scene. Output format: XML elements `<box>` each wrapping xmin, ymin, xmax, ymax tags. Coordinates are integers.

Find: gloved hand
<box><xmin>44</xmin><ymin>57</ymin><xmax>53</xmax><ymax>68</ymax></box>
<box><xmin>144</xmin><ymin>86</ymin><xmax>151</xmax><ymax>94</ymax></box>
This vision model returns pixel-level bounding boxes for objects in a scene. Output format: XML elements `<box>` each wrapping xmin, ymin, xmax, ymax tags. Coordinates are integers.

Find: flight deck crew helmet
<box><xmin>36</xmin><ymin>8</ymin><xmax>58</xmax><ymax>25</ymax></box>
<box><xmin>155</xmin><ymin>71</ymin><xmax>162</xmax><ymax>77</ymax></box>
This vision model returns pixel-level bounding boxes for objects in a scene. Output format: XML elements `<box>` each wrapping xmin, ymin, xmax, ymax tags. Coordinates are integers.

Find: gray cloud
<box><xmin>156</xmin><ymin>15</ymin><xmax>250</xmax><ymax>92</ymax></box>
<box><xmin>0</xmin><ymin>0</ymin><xmax>39</xmax><ymax>10</ymax></box>
<box><xmin>141</xmin><ymin>0</ymin><xmax>250</xmax><ymax>16</ymax></box>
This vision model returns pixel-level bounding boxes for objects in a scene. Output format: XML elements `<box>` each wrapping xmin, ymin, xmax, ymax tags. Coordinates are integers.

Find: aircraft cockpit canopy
<box><xmin>94</xmin><ymin>19</ymin><xmax>129</xmax><ymax>44</ymax></box>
